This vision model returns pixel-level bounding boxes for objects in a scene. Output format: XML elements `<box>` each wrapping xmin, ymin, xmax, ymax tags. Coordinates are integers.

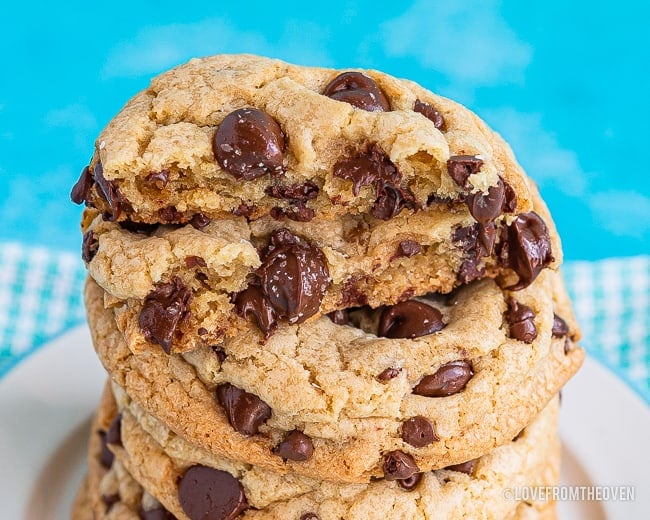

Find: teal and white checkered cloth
<box><xmin>1</xmin><ymin>242</ymin><xmax>648</xmax><ymax>403</ymax></box>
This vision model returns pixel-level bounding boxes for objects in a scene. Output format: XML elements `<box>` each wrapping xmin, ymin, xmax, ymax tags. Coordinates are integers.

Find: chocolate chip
<box><xmin>323</xmin><ymin>71</ymin><xmax>390</xmax><ymax>112</ymax></box>
<box><xmin>414</xmin><ymin>99</ymin><xmax>444</xmax><ymax>129</ymax></box>
<box><xmin>71</xmin><ymin>165</ymin><xmax>94</xmax><ymax>204</ymax></box>
<box><xmin>327</xmin><ymin>309</ymin><xmax>349</xmax><ymax>325</ymax></box>
<box><xmin>139</xmin><ymin>277</ymin><xmax>193</xmax><ymax>353</ymax></box>
<box><xmin>394</xmin><ymin>240</ymin><xmax>421</xmax><ymax>259</ymax></box>
<box><xmin>270</xmin><ymin>204</ymin><xmax>316</xmax><ymax>222</ymax></box>
<box><xmin>140</xmin><ymin>506</ymin><xmax>177</xmax><ymax>520</ymax></box>
<box><xmin>101</xmin><ymin>494</ymin><xmax>120</xmax><ymax>512</ymax></box>
<box><xmin>339</xmin><ymin>277</ymin><xmax>369</xmax><ymax>307</ymax></box>
<box><xmin>552</xmin><ymin>314</ymin><xmax>569</xmax><ymax>338</ymax></box>
<box><xmin>178</xmin><ymin>465</ymin><xmax>248</xmax><ymax>520</ymax></box>
<box><xmin>93</xmin><ymin>163</ymin><xmax>131</xmax><ymax>221</ymax></box>
<box><xmin>457</xmin><ymin>258</ymin><xmax>485</xmax><ymax>285</ymax></box>
<box><xmin>98</xmin><ymin>430</ymin><xmax>113</xmax><ymax>468</ymax></box>
<box><xmin>265</xmin><ymin>181</ymin><xmax>319</xmax><ymax>201</ymax></box>
<box><xmin>82</xmin><ymin>230</ymin><xmax>98</xmax><ymax>263</ymax></box>
<box><xmin>190</xmin><ymin>213</ymin><xmax>211</xmax><ymax>229</ymax></box>
<box><xmin>564</xmin><ymin>338</ymin><xmax>572</xmax><ymax>355</ymax></box>
<box><xmin>233</xmin><ymin>285</ymin><xmax>278</xmax><ymax>338</ymax></box>
<box><xmin>216</xmin><ymin>383</ymin><xmax>271</xmax><ymax>436</ymax></box>
<box><xmin>145</xmin><ymin>170</ymin><xmax>170</xmax><ymax>188</ymax></box>
<box><xmin>447</xmin><ymin>155</ymin><xmax>483</xmax><ymax>188</ymax></box>
<box><xmin>377</xmin><ymin>367</ymin><xmax>401</xmax><ymax>382</ymax></box>
<box><xmin>185</xmin><ymin>255</ymin><xmax>207</xmax><ymax>269</ymax></box>
<box><xmin>372</xmin><ymin>182</ymin><xmax>417</xmax><ymax>220</ymax></box>
<box><xmin>213</xmin><ymin>108</ymin><xmax>284</xmax><ymax>181</ymax></box>
<box><xmin>273</xmin><ymin>430</ymin><xmax>314</xmax><ymax>461</ymax></box>
<box><xmin>466</xmin><ymin>179</ymin><xmax>506</xmax><ymax>225</ymax></box>
<box><xmin>413</xmin><ymin>360</ymin><xmax>474</xmax><ymax>397</ymax></box>
<box><xmin>382</xmin><ymin>450</ymin><xmax>420</xmax><ymax>480</ymax></box>
<box><xmin>106</xmin><ymin>413</ymin><xmax>122</xmax><ymax>447</ymax></box>
<box><xmin>445</xmin><ymin>459</ymin><xmax>476</xmax><ymax>475</ymax></box>
<box><xmin>503</xmin><ymin>180</ymin><xmax>518</xmax><ymax>212</ymax></box>
<box><xmin>506</xmin><ymin>299</ymin><xmax>537</xmax><ymax>343</ymax></box>
<box><xmin>258</xmin><ymin>229</ymin><xmax>330</xmax><ymax>324</ymax></box>
<box><xmin>397</xmin><ymin>472</ymin><xmax>422</xmax><ymax>491</ymax></box>
<box><xmin>232</xmin><ymin>203</ymin><xmax>255</xmax><ymax>217</ymax></box>
<box><xmin>378</xmin><ymin>301</ymin><xmax>445</xmax><ymax>339</ymax></box>
<box><xmin>300</xmin><ymin>514</ymin><xmax>320</xmax><ymax>520</ymax></box>
<box><xmin>212</xmin><ymin>346</ymin><xmax>227</xmax><ymax>362</ymax></box>
<box><xmin>401</xmin><ymin>416</ymin><xmax>438</xmax><ymax>447</ymax></box>
<box><xmin>499</xmin><ymin>212</ymin><xmax>554</xmax><ymax>290</ymax></box>
<box><xmin>118</xmin><ymin>220</ymin><xmax>158</xmax><ymax>234</ymax></box>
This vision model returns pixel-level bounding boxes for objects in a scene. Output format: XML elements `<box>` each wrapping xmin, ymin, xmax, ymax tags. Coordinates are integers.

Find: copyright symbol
<box><xmin>503</xmin><ymin>488</ymin><xmax>514</xmax><ymax>500</ymax></box>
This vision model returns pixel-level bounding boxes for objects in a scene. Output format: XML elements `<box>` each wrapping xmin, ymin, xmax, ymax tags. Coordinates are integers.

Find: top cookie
<box><xmin>72</xmin><ymin>54</ymin><xmax>538</xmax><ymax>239</ymax></box>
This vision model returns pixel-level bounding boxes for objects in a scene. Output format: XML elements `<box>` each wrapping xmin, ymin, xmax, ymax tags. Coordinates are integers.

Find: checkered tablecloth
<box><xmin>1</xmin><ymin>242</ymin><xmax>648</xmax><ymax>403</ymax></box>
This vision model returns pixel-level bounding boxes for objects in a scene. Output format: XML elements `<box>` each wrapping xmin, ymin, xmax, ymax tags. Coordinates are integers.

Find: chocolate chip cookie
<box><xmin>73</xmin><ymin>381</ymin><xmax>559</xmax><ymax>519</ymax></box>
<box><xmin>85</xmin><ymin>265</ymin><xmax>583</xmax><ymax>482</ymax></box>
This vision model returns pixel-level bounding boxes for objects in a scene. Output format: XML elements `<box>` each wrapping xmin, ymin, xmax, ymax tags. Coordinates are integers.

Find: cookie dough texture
<box><xmin>81</xmin><ymin>54</ymin><xmax>536</xmax><ymax>224</ymax></box>
<box><xmin>73</xmin><ymin>382</ymin><xmax>559</xmax><ymax>520</ymax></box>
<box><xmin>86</xmin><ymin>265</ymin><xmax>583</xmax><ymax>482</ymax></box>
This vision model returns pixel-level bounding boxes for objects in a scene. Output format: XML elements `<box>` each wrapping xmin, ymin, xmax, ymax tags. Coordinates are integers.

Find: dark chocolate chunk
<box><xmin>145</xmin><ymin>170</ymin><xmax>170</xmax><ymax>188</ymax></box>
<box><xmin>413</xmin><ymin>360</ymin><xmax>474</xmax><ymax>397</ymax></box>
<box><xmin>447</xmin><ymin>155</ymin><xmax>483</xmax><ymax>188</ymax></box>
<box><xmin>503</xmin><ymin>180</ymin><xmax>518</xmax><ymax>212</ymax></box>
<box><xmin>216</xmin><ymin>383</ymin><xmax>271</xmax><ymax>436</ymax></box>
<box><xmin>265</xmin><ymin>181</ymin><xmax>319</xmax><ymax>201</ymax></box>
<box><xmin>552</xmin><ymin>313</ymin><xmax>569</xmax><ymax>338</ymax></box>
<box><xmin>323</xmin><ymin>71</ymin><xmax>390</xmax><ymax>112</ymax></box>
<box><xmin>300</xmin><ymin>514</ymin><xmax>320</xmax><ymax>520</ymax></box>
<box><xmin>377</xmin><ymin>367</ymin><xmax>401</xmax><ymax>382</ymax></box>
<box><xmin>233</xmin><ymin>285</ymin><xmax>278</xmax><ymax>338</ymax></box>
<box><xmin>372</xmin><ymin>182</ymin><xmax>417</xmax><ymax>220</ymax></box>
<box><xmin>158</xmin><ymin>206</ymin><xmax>185</xmax><ymax>223</ymax></box>
<box><xmin>339</xmin><ymin>276</ymin><xmax>369</xmax><ymax>307</ymax></box>
<box><xmin>258</xmin><ymin>229</ymin><xmax>330</xmax><ymax>324</ymax></box>
<box><xmin>139</xmin><ymin>277</ymin><xmax>193</xmax><ymax>353</ymax></box>
<box><xmin>466</xmin><ymin>179</ymin><xmax>506</xmax><ymax>225</ymax></box>
<box><xmin>178</xmin><ymin>465</ymin><xmax>247</xmax><ymax>520</ymax></box>
<box><xmin>232</xmin><ymin>203</ymin><xmax>255</xmax><ymax>218</ymax></box>
<box><xmin>82</xmin><ymin>230</ymin><xmax>99</xmax><ymax>263</ymax></box>
<box><xmin>397</xmin><ymin>472</ymin><xmax>422</xmax><ymax>491</ymax></box>
<box><xmin>378</xmin><ymin>300</ymin><xmax>445</xmax><ymax>339</ymax></box>
<box><xmin>382</xmin><ymin>450</ymin><xmax>420</xmax><ymax>480</ymax></box>
<box><xmin>414</xmin><ymin>99</ymin><xmax>444</xmax><ymax>129</ymax></box>
<box><xmin>190</xmin><ymin>213</ymin><xmax>211</xmax><ymax>229</ymax></box>
<box><xmin>212</xmin><ymin>346</ymin><xmax>227</xmax><ymax>362</ymax></box>
<box><xmin>213</xmin><ymin>108</ymin><xmax>284</xmax><ymax>180</ymax></box>
<box><xmin>401</xmin><ymin>416</ymin><xmax>438</xmax><ymax>447</ymax></box>
<box><xmin>71</xmin><ymin>165</ymin><xmax>94</xmax><ymax>204</ymax></box>
<box><xmin>118</xmin><ymin>220</ymin><xmax>158</xmax><ymax>234</ymax></box>
<box><xmin>106</xmin><ymin>413</ymin><xmax>122</xmax><ymax>447</ymax></box>
<box><xmin>140</xmin><ymin>505</ymin><xmax>177</xmax><ymax>520</ymax></box>
<box><xmin>506</xmin><ymin>299</ymin><xmax>538</xmax><ymax>343</ymax></box>
<box><xmin>273</xmin><ymin>430</ymin><xmax>314</xmax><ymax>461</ymax></box>
<box><xmin>185</xmin><ymin>255</ymin><xmax>207</xmax><ymax>269</ymax></box>
<box><xmin>98</xmin><ymin>429</ymin><xmax>114</xmax><ymax>468</ymax></box>
<box><xmin>394</xmin><ymin>240</ymin><xmax>421</xmax><ymax>259</ymax></box>
<box><xmin>457</xmin><ymin>258</ymin><xmax>485</xmax><ymax>284</ymax></box>
<box><xmin>101</xmin><ymin>494</ymin><xmax>120</xmax><ymax>512</ymax></box>
<box><xmin>93</xmin><ymin>163</ymin><xmax>131</xmax><ymax>221</ymax></box>
<box><xmin>445</xmin><ymin>459</ymin><xmax>476</xmax><ymax>475</ymax></box>
<box><xmin>499</xmin><ymin>212</ymin><xmax>554</xmax><ymax>290</ymax></box>
<box><xmin>327</xmin><ymin>309</ymin><xmax>349</xmax><ymax>325</ymax></box>
<box><xmin>270</xmin><ymin>204</ymin><xmax>316</xmax><ymax>222</ymax></box>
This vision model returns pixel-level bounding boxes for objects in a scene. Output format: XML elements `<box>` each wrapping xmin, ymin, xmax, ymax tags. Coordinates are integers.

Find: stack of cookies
<box><xmin>70</xmin><ymin>54</ymin><xmax>584</xmax><ymax>520</ymax></box>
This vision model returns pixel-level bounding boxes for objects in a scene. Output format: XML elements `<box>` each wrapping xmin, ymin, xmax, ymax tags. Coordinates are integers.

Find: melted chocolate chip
<box><xmin>323</xmin><ymin>71</ymin><xmax>390</xmax><ymax>112</ymax></box>
<box><xmin>503</xmin><ymin>181</ymin><xmax>518</xmax><ymax>212</ymax></box>
<box><xmin>273</xmin><ymin>430</ymin><xmax>314</xmax><ymax>461</ymax></box>
<box><xmin>445</xmin><ymin>459</ymin><xmax>476</xmax><ymax>475</ymax></box>
<box><xmin>300</xmin><ymin>514</ymin><xmax>320</xmax><ymax>520</ymax></box>
<box><xmin>413</xmin><ymin>360</ymin><xmax>474</xmax><ymax>397</ymax></box>
<box><xmin>232</xmin><ymin>203</ymin><xmax>255</xmax><ymax>218</ymax></box>
<box><xmin>258</xmin><ymin>230</ymin><xmax>330</xmax><ymax>324</ymax></box>
<box><xmin>101</xmin><ymin>494</ymin><xmax>120</xmax><ymax>512</ymax></box>
<box><xmin>93</xmin><ymin>163</ymin><xmax>131</xmax><ymax>221</ymax></box>
<box><xmin>457</xmin><ymin>258</ymin><xmax>485</xmax><ymax>285</ymax></box>
<box><xmin>383</xmin><ymin>450</ymin><xmax>420</xmax><ymax>480</ymax></box>
<box><xmin>178</xmin><ymin>465</ymin><xmax>248</xmax><ymax>520</ymax></box>
<box><xmin>212</xmin><ymin>346</ymin><xmax>227</xmax><ymax>362</ymax></box>
<box><xmin>118</xmin><ymin>220</ymin><xmax>158</xmax><ymax>234</ymax></box>
<box><xmin>106</xmin><ymin>413</ymin><xmax>122</xmax><ymax>447</ymax></box>
<box><xmin>216</xmin><ymin>383</ymin><xmax>271</xmax><ymax>436</ymax></box>
<box><xmin>185</xmin><ymin>255</ymin><xmax>207</xmax><ymax>269</ymax></box>
<box><xmin>564</xmin><ymin>338</ymin><xmax>572</xmax><ymax>355</ymax></box>
<box><xmin>372</xmin><ymin>183</ymin><xmax>417</xmax><ymax>220</ymax></box>
<box><xmin>98</xmin><ymin>430</ymin><xmax>114</xmax><ymax>468</ymax></box>
<box><xmin>447</xmin><ymin>155</ymin><xmax>483</xmax><ymax>188</ymax></box>
<box><xmin>71</xmin><ymin>165</ymin><xmax>94</xmax><ymax>204</ymax></box>
<box><xmin>265</xmin><ymin>181</ymin><xmax>319</xmax><ymax>201</ymax></box>
<box><xmin>270</xmin><ymin>204</ymin><xmax>316</xmax><ymax>222</ymax></box>
<box><xmin>466</xmin><ymin>179</ymin><xmax>506</xmax><ymax>225</ymax></box>
<box><xmin>378</xmin><ymin>301</ymin><xmax>445</xmax><ymax>339</ymax></box>
<box><xmin>394</xmin><ymin>240</ymin><xmax>421</xmax><ymax>259</ymax></box>
<box><xmin>233</xmin><ymin>286</ymin><xmax>278</xmax><ymax>338</ymax></box>
<box><xmin>145</xmin><ymin>170</ymin><xmax>170</xmax><ymax>188</ymax></box>
<box><xmin>140</xmin><ymin>506</ymin><xmax>177</xmax><ymax>520</ymax></box>
<box><xmin>339</xmin><ymin>277</ymin><xmax>369</xmax><ymax>307</ymax></box>
<box><xmin>327</xmin><ymin>309</ymin><xmax>349</xmax><ymax>325</ymax></box>
<box><xmin>139</xmin><ymin>277</ymin><xmax>193</xmax><ymax>353</ymax></box>
<box><xmin>377</xmin><ymin>367</ymin><xmax>402</xmax><ymax>382</ymax></box>
<box><xmin>506</xmin><ymin>299</ymin><xmax>538</xmax><ymax>343</ymax></box>
<box><xmin>190</xmin><ymin>213</ymin><xmax>211</xmax><ymax>229</ymax></box>
<box><xmin>414</xmin><ymin>99</ymin><xmax>444</xmax><ymax>129</ymax></box>
<box><xmin>213</xmin><ymin>108</ymin><xmax>284</xmax><ymax>180</ymax></box>
<box><xmin>401</xmin><ymin>416</ymin><xmax>438</xmax><ymax>447</ymax></box>
<box><xmin>552</xmin><ymin>314</ymin><xmax>570</xmax><ymax>338</ymax></box>
<box><xmin>397</xmin><ymin>472</ymin><xmax>422</xmax><ymax>491</ymax></box>
<box><xmin>82</xmin><ymin>230</ymin><xmax>98</xmax><ymax>263</ymax></box>
<box><xmin>499</xmin><ymin>212</ymin><xmax>554</xmax><ymax>290</ymax></box>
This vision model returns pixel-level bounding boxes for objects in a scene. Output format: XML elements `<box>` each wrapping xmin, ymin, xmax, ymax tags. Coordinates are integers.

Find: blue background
<box><xmin>1</xmin><ymin>0</ymin><xmax>648</xmax><ymax>260</ymax></box>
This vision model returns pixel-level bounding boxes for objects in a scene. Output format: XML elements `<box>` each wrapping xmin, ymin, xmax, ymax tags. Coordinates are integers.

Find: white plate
<box><xmin>0</xmin><ymin>326</ymin><xmax>648</xmax><ymax>519</ymax></box>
